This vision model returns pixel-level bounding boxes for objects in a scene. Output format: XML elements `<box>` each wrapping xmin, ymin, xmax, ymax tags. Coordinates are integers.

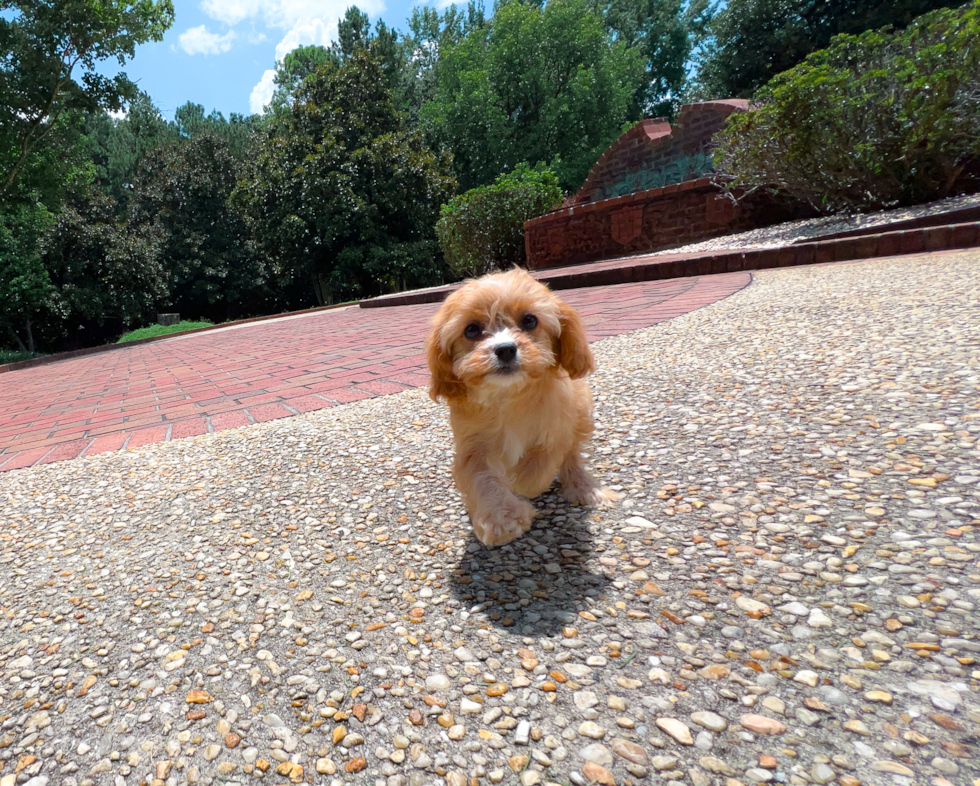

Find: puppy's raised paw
<box><xmin>559</xmin><ymin>459</ymin><xmax>620</xmax><ymax>507</ymax></box>
<box><xmin>472</xmin><ymin>496</ymin><xmax>537</xmax><ymax>547</ymax></box>
<box><xmin>562</xmin><ymin>483</ymin><xmax>621</xmax><ymax>507</ymax></box>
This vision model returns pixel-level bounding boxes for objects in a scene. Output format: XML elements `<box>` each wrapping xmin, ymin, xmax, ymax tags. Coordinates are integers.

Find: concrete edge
<box><xmin>359</xmin><ymin>220</ymin><xmax>980</xmax><ymax>309</ymax></box>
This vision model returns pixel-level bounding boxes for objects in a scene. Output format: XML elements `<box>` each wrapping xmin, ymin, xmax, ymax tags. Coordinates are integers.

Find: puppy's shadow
<box><xmin>447</xmin><ymin>491</ymin><xmax>612</xmax><ymax>638</ymax></box>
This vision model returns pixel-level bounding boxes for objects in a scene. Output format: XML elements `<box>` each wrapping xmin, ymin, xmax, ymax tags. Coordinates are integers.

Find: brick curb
<box><xmin>0</xmin><ymin>301</ymin><xmax>355</xmax><ymax>376</ymax></box>
<box><xmin>359</xmin><ymin>219</ymin><xmax>980</xmax><ymax>309</ymax></box>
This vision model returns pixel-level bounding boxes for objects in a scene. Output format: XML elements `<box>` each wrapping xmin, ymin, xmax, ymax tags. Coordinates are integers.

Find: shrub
<box><xmin>711</xmin><ymin>1</ymin><xmax>980</xmax><ymax>213</ymax></box>
<box><xmin>436</xmin><ymin>164</ymin><xmax>563</xmax><ymax>278</ymax></box>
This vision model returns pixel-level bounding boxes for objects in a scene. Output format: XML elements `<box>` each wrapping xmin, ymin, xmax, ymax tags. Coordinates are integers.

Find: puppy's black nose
<box><xmin>494</xmin><ymin>343</ymin><xmax>518</xmax><ymax>363</ymax></box>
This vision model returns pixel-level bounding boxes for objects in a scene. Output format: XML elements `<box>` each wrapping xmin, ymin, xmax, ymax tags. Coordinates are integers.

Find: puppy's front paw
<box><xmin>472</xmin><ymin>496</ymin><xmax>537</xmax><ymax>547</ymax></box>
<box><xmin>559</xmin><ymin>459</ymin><xmax>619</xmax><ymax>507</ymax></box>
<box><xmin>563</xmin><ymin>483</ymin><xmax>621</xmax><ymax>507</ymax></box>
<box><xmin>561</xmin><ymin>475</ymin><xmax>622</xmax><ymax>506</ymax></box>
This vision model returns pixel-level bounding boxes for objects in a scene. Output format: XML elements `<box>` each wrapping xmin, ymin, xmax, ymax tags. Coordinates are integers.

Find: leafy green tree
<box><xmin>371</xmin><ymin>20</ymin><xmax>406</xmax><ymax>93</ymax></box>
<box><xmin>712</xmin><ymin>1</ymin><xmax>980</xmax><ymax>211</ymax></box>
<box><xmin>174</xmin><ymin>102</ymin><xmax>256</xmax><ymax>158</ymax></box>
<box><xmin>40</xmin><ymin>187</ymin><xmax>166</xmax><ymax>346</ymax></box>
<box><xmin>402</xmin><ymin>3</ymin><xmax>487</xmax><ymax>121</ymax></box>
<box><xmin>234</xmin><ymin>50</ymin><xmax>457</xmax><ymax>304</ymax></box>
<box><xmin>0</xmin><ymin>200</ymin><xmax>52</xmax><ymax>354</ymax></box>
<box><xmin>84</xmin><ymin>91</ymin><xmax>178</xmax><ymax>210</ymax></box>
<box><xmin>270</xmin><ymin>11</ymin><xmax>406</xmax><ymax>114</ymax></box>
<box><xmin>331</xmin><ymin>10</ymin><xmax>406</xmax><ymax>94</ymax></box>
<box><xmin>128</xmin><ymin>131</ymin><xmax>267</xmax><ymax>322</ymax></box>
<box><xmin>423</xmin><ymin>0</ymin><xmax>645</xmax><ymax>191</ymax></box>
<box><xmin>271</xmin><ymin>44</ymin><xmax>335</xmax><ymax>111</ymax></box>
<box><xmin>600</xmin><ymin>0</ymin><xmax>712</xmax><ymax>117</ymax></box>
<box><xmin>0</xmin><ymin>0</ymin><xmax>175</xmax><ymax>200</ymax></box>
<box><xmin>337</xmin><ymin>5</ymin><xmax>371</xmax><ymax>56</ymax></box>
<box><xmin>691</xmin><ymin>0</ymin><xmax>968</xmax><ymax>99</ymax></box>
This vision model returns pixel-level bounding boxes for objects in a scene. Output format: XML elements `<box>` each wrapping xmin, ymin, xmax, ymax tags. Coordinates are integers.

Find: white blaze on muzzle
<box><xmin>487</xmin><ymin>327</ymin><xmax>519</xmax><ymax>367</ymax></box>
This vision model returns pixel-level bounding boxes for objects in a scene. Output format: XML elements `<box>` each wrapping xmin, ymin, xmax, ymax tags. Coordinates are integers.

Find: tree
<box><xmin>337</xmin><ymin>5</ymin><xmax>371</xmax><ymax>56</ymax></box>
<box><xmin>234</xmin><ymin>50</ymin><xmax>457</xmax><ymax>304</ymax></box>
<box><xmin>690</xmin><ymin>0</ymin><xmax>968</xmax><ymax>100</ymax></box>
<box><xmin>371</xmin><ymin>20</ymin><xmax>406</xmax><ymax>93</ymax></box>
<box><xmin>422</xmin><ymin>0</ymin><xmax>645</xmax><ymax>191</ymax></box>
<box><xmin>84</xmin><ymin>90</ymin><xmax>178</xmax><ymax>210</ymax></box>
<box><xmin>601</xmin><ymin>0</ymin><xmax>712</xmax><ymax>117</ymax></box>
<box><xmin>271</xmin><ymin>44</ymin><xmax>334</xmax><ymax>111</ymax></box>
<box><xmin>270</xmin><ymin>10</ymin><xmax>406</xmax><ymax>114</ymax></box>
<box><xmin>128</xmin><ymin>132</ymin><xmax>267</xmax><ymax>322</ymax></box>
<box><xmin>331</xmin><ymin>10</ymin><xmax>406</xmax><ymax>94</ymax></box>
<box><xmin>0</xmin><ymin>200</ymin><xmax>51</xmax><ymax>354</ymax></box>
<box><xmin>174</xmin><ymin>102</ymin><xmax>256</xmax><ymax>158</ymax></box>
<box><xmin>402</xmin><ymin>3</ymin><xmax>487</xmax><ymax>122</ymax></box>
<box><xmin>0</xmin><ymin>0</ymin><xmax>175</xmax><ymax>200</ymax></box>
<box><xmin>40</xmin><ymin>187</ymin><xmax>166</xmax><ymax>346</ymax></box>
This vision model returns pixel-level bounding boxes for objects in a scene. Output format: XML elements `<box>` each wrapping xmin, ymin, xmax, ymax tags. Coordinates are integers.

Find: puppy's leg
<box><xmin>454</xmin><ymin>453</ymin><xmax>537</xmax><ymax>547</ymax></box>
<box><xmin>512</xmin><ymin>447</ymin><xmax>560</xmax><ymax>499</ymax></box>
<box><xmin>558</xmin><ymin>448</ymin><xmax>620</xmax><ymax>506</ymax></box>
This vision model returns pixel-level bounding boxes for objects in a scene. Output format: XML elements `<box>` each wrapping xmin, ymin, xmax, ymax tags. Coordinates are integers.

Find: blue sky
<box><xmin>104</xmin><ymin>0</ymin><xmax>441</xmax><ymax>120</ymax></box>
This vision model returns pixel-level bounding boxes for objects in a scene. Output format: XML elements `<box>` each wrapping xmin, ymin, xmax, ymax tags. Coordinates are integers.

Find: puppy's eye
<box><xmin>520</xmin><ymin>314</ymin><xmax>538</xmax><ymax>331</ymax></box>
<box><xmin>464</xmin><ymin>323</ymin><xmax>482</xmax><ymax>340</ymax></box>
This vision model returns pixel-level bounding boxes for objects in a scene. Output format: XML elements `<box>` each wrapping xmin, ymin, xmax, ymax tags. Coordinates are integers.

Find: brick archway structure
<box><xmin>524</xmin><ymin>100</ymin><xmax>790</xmax><ymax>270</ymax></box>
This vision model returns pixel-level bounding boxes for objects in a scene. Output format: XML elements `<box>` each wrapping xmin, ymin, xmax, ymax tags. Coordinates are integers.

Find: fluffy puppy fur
<box><xmin>425</xmin><ymin>267</ymin><xmax>617</xmax><ymax>547</ymax></box>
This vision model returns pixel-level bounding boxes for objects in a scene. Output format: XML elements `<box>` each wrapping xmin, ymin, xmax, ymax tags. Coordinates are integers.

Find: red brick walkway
<box><xmin>0</xmin><ymin>273</ymin><xmax>749</xmax><ymax>471</ymax></box>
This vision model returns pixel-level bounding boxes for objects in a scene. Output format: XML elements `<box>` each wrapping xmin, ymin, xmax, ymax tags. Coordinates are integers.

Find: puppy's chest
<box><xmin>496</xmin><ymin>414</ymin><xmax>555</xmax><ymax>468</ymax></box>
<box><xmin>501</xmin><ymin>428</ymin><xmax>527</xmax><ymax>468</ymax></box>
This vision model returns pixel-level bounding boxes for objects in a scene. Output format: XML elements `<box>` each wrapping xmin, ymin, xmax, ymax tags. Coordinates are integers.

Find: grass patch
<box><xmin>116</xmin><ymin>320</ymin><xmax>213</xmax><ymax>344</ymax></box>
<box><xmin>0</xmin><ymin>349</ymin><xmax>45</xmax><ymax>365</ymax></box>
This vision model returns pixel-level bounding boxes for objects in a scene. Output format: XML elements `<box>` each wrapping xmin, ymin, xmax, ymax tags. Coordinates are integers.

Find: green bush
<box><xmin>712</xmin><ymin>1</ymin><xmax>980</xmax><ymax>213</ymax></box>
<box><xmin>436</xmin><ymin>164</ymin><xmax>564</xmax><ymax>278</ymax></box>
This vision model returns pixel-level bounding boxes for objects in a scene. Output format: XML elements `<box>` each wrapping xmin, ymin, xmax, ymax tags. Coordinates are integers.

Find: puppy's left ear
<box><xmin>557</xmin><ymin>300</ymin><xmax>595</xmax><ymax>379</ymax></box>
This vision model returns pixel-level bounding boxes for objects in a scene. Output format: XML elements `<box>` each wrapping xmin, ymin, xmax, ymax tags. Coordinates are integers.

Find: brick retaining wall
<box><xmin>524</xmin><ymin>177</ymin><xmax>792</xmax><ymax>270</ymax></box>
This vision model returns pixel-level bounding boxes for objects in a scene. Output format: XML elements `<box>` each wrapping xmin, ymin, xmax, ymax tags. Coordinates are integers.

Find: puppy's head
<box><xmin>425</xmin><ymin>267</ymin><xmax>594</xmax><ymax>402</ymax></box>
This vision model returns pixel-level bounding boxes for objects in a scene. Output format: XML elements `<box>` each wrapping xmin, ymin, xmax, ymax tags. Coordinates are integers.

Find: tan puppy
<box><xmin>425</xmin><ymin>268</ymin><xmax>617</xmax><ymax>547</ymax></box>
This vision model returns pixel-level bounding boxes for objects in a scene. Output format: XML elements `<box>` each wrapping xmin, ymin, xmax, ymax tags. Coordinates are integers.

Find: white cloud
<box><xmin>249</xmin><ymin>68</ymin><xmax>278</xmax><ymax>113</ymax></box>
<box><xmin>202</xmin><ymin>0</ymin><xmax>383</xmax><ymax>30</ymax></box>
<box><xmin>275</xmin><ymin>17</ymin><xmax>337</xmax><ymax>60</ymax></box>
<box><xmin>178</xmin><ymin>25</ymin><xmax>238</xmax><ymax>55</ymax></box>
<box><xmin>200</xmin><ymin>0</ymin><xmax>264</xmax><ymax>26</ymax></box>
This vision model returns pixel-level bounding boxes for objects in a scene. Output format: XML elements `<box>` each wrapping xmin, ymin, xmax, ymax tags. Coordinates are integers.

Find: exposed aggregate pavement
<box><xmin>0</xmin><ymin>251</ymin><xmax>979</xmax><ymax>786</ymax></box>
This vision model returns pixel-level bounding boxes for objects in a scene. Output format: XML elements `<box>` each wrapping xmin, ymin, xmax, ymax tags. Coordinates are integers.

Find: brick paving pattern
<box><xmin>0</xmin><ymin>273</ymin><xmax>748</xmax><ymax>471</ymax></box>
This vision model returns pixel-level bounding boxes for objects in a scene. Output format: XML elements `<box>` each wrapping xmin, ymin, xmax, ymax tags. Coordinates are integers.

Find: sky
<box><xmin>101</xmin><ymin>0</ymin><xmax>446</xmax><ymax>120</ymax></box>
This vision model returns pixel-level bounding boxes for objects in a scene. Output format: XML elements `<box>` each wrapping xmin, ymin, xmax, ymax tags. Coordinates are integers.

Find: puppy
<box><xmin>425</xmin><ymin>267</ymin><xmax>617</xmax><ymax>547</ymax></box>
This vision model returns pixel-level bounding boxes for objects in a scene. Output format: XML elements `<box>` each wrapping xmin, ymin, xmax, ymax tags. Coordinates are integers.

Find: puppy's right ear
<box><xmin>426</xmin><ymin>329</ymin><xmax>466</xmax><ymax>401</ymax></box>
<box><xmin>557</xmin><ymin>300</ymin><xmax>595</xmax><ymax>379</ymax></box>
